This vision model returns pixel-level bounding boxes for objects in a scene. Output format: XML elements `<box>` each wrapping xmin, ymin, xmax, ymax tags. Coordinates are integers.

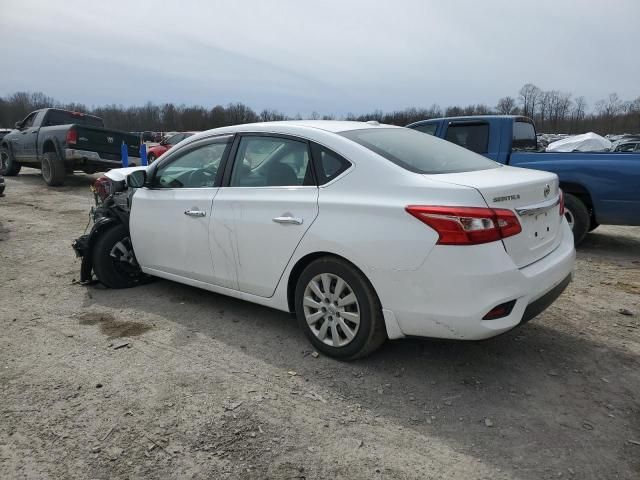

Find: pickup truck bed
<box><xmin>407</xmin><ymin>115</ymin><xmax>640</xmax><ymax>244</ymax></box>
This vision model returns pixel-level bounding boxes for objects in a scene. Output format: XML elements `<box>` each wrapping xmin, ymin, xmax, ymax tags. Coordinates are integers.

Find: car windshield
<box><xmin>340</xmin><ymin>127</ymin><xmax>500</xmax><ymax>174</ymax></box>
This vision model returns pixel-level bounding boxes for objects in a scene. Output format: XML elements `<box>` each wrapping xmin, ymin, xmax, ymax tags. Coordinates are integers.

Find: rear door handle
<box><xmin>272</xmin><ymin>216</ymin><xmax>303</xmax><ymax>225</ymax></box>
<box><xmin>184</xmin><ymin>209</ymin><xmax>206</xmax><ymax>217</ymax></box>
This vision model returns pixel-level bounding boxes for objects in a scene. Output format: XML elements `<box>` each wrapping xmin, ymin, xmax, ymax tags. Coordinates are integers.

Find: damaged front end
<box><xmin>72</xmin><ymin>175</ymin><xmax>132</xmax><ymax>283</ymax></box>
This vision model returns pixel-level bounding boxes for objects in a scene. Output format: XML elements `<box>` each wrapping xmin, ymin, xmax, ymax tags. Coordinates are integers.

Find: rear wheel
<box><xmin>563</xmin><ymin>193</ymin><xmax>590</xmax><ymax>245</ymax></box>
<box><xmin>295</xmin><ymin>257</ymin><xmax>386</xmax><ymax>360</ymax></box>
<box><xmin>0</xmin><ymin>146</ymin><xmax>21</xmax><ymax>176</ymax></box>
<box><xmin>92</xmin><ymin>224</ymin><xmax>143</xmax><ymax>288</ymax></box>
<box><xmin>41</xmin><ymin>151</ymin><xmax>66</xmax><ymax>186</ymax></box>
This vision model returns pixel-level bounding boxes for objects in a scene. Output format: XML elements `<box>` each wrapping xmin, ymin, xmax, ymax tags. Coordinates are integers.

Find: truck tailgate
<box><xmin>74</xmin><ymin>125</ymin><xmax>139</xmax><ymax>159</ymax></box>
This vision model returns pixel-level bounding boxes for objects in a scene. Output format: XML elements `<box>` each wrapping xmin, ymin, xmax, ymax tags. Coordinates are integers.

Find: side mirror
<box><xmin>127</xmin><ymin>170</ymin><xmax>147</xmax><ymax>188</ymax></box>
<box><xmin>14</xmin><ymin>121</ymin><xmax>22</xmax><ymax>129</ymax></box>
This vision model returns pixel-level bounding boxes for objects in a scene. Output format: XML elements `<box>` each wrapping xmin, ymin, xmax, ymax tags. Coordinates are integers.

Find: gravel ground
<box><xmin>1</xmin><ymin>169</ymin><xmax>639</xmax><ymax>480</ymax></box>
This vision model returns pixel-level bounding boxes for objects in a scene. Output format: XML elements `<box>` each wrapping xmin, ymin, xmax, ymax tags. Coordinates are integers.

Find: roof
<box><xmin>407</xmin><ymin>115</ymin><xmax>532</xmax><ymax>127</ymax></box>
<box><xmin>229</xmin><ymin>120</ymin><xmax>400</xmax><ymax>133</ymax></box>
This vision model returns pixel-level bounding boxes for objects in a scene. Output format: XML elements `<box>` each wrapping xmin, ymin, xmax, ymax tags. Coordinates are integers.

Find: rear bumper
<box><xmin>376</xmin><ymin>219</ymin><xmax>576</xmax><ymax>340</ymax></box>
<box><xmin>64</xmin><ymin>149</ymin><xmax>140</xmax><ymax>168</ymax></box>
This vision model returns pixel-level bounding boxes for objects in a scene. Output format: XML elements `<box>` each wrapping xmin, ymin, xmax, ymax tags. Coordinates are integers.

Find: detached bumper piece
<box><xmin>72</xmin><ymin>234</ymin><xmax>94</xmax><ymax>283</ymax></box>
<box><xmin>520</xmin><ymin>274</ymin><xmax>572</xmax><ymax>325</ymax></box>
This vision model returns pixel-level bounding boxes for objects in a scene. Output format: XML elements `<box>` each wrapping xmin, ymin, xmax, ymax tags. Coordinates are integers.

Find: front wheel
<box><xmin>294</xmin><ymin>257</ymin><xmax>386</xmax><ymax>360</ymax></box>
<box><xmin>92</xmin><ymin>224</ymin><xmax>143</xmax><ymax>288</ymax></box>
<box><xmin>563</xmin><ymin>193</ymin><xmax>590</xmax><ymax>246</ymax></box>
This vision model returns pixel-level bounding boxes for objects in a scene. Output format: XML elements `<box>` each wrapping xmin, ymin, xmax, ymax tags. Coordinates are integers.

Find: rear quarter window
<box><xmin>340</xmin><ymin>128</ymin><xmax>499</xmax><ymax>174</ymax></box>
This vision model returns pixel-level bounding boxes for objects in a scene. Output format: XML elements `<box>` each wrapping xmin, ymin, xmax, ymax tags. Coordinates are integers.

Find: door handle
<box><xmin>184</xmin><ymin>209</ymin><xmax>206</xmax><ymax>217</ymax></box>
<box><xmin>273</xmin><ymin>216</ymin><xmax>303</xmax><ymax>225</ymax></box>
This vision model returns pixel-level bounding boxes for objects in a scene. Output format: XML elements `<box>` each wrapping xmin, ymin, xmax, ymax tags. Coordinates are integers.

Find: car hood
<box><xmin>104</xmin><ymin>166</ymin><xmax>148</xmax><ymax>182</ymax></box>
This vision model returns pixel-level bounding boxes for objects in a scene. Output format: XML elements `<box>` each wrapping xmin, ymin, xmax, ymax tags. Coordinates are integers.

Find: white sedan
<box><xmin>78</xmin><ymin>121</ymin><xmax>575</xmax><ymax>359</ymax></box>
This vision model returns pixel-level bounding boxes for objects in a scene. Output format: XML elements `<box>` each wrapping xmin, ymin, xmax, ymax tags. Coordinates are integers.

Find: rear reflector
<box><xmin>406</xmin><ymin>205</ymin><xmax>522</xmax><ymax>245</ymax></box>
<box><xmin>483</xmin><ymin>300</ymin><xmax>516</xmax><ymax>320</ymax></box>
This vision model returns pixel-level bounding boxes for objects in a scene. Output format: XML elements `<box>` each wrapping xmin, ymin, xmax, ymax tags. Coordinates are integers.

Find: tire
<box><xmin>294</xmin><ymin>256</ymin><xmax>386</xmax><ymax>360</ymax></box>
<box><xmin>147</xmin><ymin>153</ymin><xmax>156</xmax><ymax>163</ymax></box>
<box><xmin>563</xmin><ymin>193</ymin><xmax>590</xmax><ymax>246</ymax></box>
<box><xmin>588</xmin><ymin>220</ymin><xmax>599</xmax><ymax>232</ymax></box>
<box><xmin>41</xmin><ymin>151</ymin><xmax>66</xmax><ymax>186</ymax></box>
<box><xmin>92</xmin><ymin>224</ymin><xmax>142</xmax><ymax>289</ymax></box>
<box><xmin>0</xmin><ymin>146</ymin><xmax>21</xmax><ymax>176</ymax></box>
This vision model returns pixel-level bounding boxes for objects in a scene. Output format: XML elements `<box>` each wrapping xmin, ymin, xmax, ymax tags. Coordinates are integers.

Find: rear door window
<box><xmin>444</xmin><ymin>123</ymin><xmax>489</xmax><ymax>154</ymax></box>
<box><xmin>230</xmin><ymin>136</ymin><xmax>314</xmax><ymax>187</ymax></box>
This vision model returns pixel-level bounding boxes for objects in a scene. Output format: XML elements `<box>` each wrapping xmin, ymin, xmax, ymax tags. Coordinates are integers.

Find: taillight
<box><xmin>559</xmin><ymin>189</ymin><xmax>565</xmax><ymax>216</ymax></box>
<box><xmin>405</xmin><ymin>205</ymin><xmax>522</xmax><ymax>245</ymax></box>
<box><xmin>66</xmin><ymin>128</ymin><xmax>78</xmax><ymax>145</ymax></box>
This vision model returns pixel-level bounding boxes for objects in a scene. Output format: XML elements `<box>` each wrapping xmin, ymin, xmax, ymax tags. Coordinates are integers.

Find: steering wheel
<box><xmin>187</xmin><ymin>168</ymin><xmax>217</xmax><ymax>187</ymax></box>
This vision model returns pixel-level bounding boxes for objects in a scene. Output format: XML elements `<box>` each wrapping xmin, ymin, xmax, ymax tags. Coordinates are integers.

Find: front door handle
<box><xmin>273</xmin><ymin>216</ymin><xmax>303</xmax><ymax>225</ymax></box>
<box><xmin>184</xmin><ymin>209</ymin><xmax>206</xmax><ymax>217</ymax></box>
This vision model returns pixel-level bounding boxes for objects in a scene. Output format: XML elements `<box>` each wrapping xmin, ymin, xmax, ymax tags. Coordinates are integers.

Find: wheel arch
<box><xmin>41</xmin><ymin>138</ymin><xmax>64</xmax><ymax>161</ymax></box>
<box><xmin>560</xmin><ymin>182</ymin><xmax>595</xmax><ymax>219</ymax></box>
<box><xmin>286</xmin><ymin>251</ymin><xmax>377</xmax><ymax>314</ymax></box>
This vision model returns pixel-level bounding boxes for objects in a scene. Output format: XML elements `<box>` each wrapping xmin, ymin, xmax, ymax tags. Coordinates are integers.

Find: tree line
<box><xmin>1</xmin><ymin>84</ymin><xmax>639</xmax><ymax>134</ymax></box>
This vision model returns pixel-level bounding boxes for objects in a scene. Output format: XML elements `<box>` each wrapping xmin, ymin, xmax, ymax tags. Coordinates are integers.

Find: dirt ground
<box><xmin>1</xmin><ymin>168</ymin><xmax>639</xmax><ymax>480</ymax></box>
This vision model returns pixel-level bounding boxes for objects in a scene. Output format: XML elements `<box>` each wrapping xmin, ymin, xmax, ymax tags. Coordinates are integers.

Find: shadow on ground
<box><xmin>83</xmin><ymin>274</ymin><xmax>640</xmax><ymax>479</ymax></box>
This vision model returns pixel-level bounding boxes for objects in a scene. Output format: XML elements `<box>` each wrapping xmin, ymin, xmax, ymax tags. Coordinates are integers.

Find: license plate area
<box><xmin>521</xmin><ymin>208</ymin><xmax>559</xmax><ymax>243</ymax></box>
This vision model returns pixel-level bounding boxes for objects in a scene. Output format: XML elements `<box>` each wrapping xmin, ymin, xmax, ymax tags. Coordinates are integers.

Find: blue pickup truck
<box><xmin>406</xmin><ymin>115</ymin><xmax>640</xmax><ymax>245</ymax></box>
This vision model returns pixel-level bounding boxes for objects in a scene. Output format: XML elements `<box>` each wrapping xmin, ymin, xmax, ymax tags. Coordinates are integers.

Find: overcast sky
<box><xmin>1</xmin><ymin>0</ymin><xmax>638</xmax><ymax>115</ymax></box>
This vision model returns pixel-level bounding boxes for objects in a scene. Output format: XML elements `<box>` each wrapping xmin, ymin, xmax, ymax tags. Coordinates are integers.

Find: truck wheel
<box><xmin>563</xmin><ymin>194</ymin><xmax>590</xmax><ymax>246</ymax></box>
<box><xmin>294</xmin><ymin>256</ymin><xmax>387</xmax><ymax>360</ymax></box>
<box><xmin>0</xmin><ymin>146</ymin><xmax>21</xmax><ymax>176</ymax></box>
<box><xmin>41</xmin><ymin>151</ymin><xmax>66</xmax><ymax>186</ymax></box>
<box><xmin>92</xmin><ymin>224</ymin><xmax>142</xmax><ymax>289</ymax></box>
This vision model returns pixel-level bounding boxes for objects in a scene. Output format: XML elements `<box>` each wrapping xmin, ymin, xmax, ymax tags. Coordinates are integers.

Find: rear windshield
<box><xmin>340</xmin><ymin>128</ymin><xmax>500</xmax><ymax>174</ymax></box>
<box><xmin>44</xmin><ymin>110</ymin><xmax>104</xmax><ymax>128</ymax></box>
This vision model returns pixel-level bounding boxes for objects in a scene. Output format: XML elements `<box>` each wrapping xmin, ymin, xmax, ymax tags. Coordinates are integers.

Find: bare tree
<box><xmin>496</xmin><ymin>96</ymin><xmax>517</xmax><ymax>115</ymax></box>
<box><xmin>519</xmin><ymin>83</ymin><xmax>541</xmax><ymax>118</ymax></box>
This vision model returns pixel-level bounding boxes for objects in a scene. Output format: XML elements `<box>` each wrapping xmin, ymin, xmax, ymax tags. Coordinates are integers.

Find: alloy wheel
<box><xmin>303</xmin><ymin>273</ymin><xmax>361</xmax><ymax>347</ymax></box>
<box><xmin>109</xmin><ymin>237</ymin><xmax>139</xmax><ymax>274</ymax></box>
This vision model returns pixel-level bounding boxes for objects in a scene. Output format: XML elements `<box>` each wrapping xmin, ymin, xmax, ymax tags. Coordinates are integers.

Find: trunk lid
<box><xmin>429</xmin><ymin>165</ymin><xmax>564</xmax><ymax>268</ymax></box>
